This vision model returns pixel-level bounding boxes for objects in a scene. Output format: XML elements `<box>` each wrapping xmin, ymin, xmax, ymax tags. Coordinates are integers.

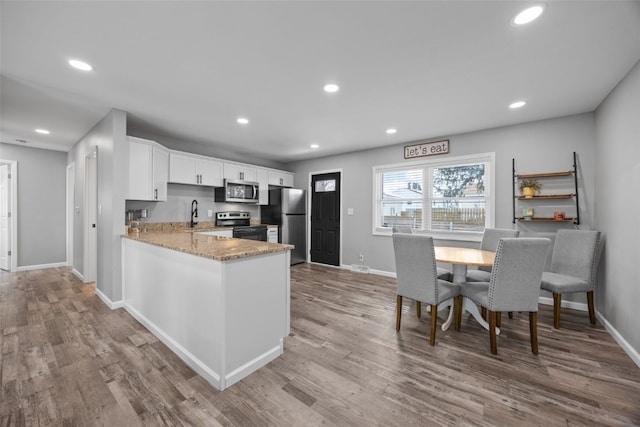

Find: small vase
<box><xmin>522</xmin><ymin>187</ymin><xmax>535</xmax><ymax>198</ymax></box>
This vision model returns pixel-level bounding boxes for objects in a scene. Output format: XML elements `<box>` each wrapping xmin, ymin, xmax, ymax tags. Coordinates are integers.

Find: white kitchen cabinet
<box><xmin>267</xmin><ymin>226</ymin><xmax>279</xmax><ymax>243</ymax></box>
<box><xmin>224</xmin><ymin>162</ymin><xmax>257</xmax><ymax>182</ymax></box>
<box><xmin>257</xmin><ymin>168</ymin><xmax>269</xmax><ymax>205</ymax></box>
<box><xmin>169</xmin><ymin>151</ymin><xmax>223</xmax><ymax>187</ymax></box>
<box><xmin>128</xmin><ymin>136</ymin><xmax>169</xmax><ymax>201</ymax></box>
<box><xmin>197</xmin><ymin>229</ymin><xmax>233</xmax><ymax>238</ymax></box>
<box><xmin>268</xmin><ymin>170</ymin><xmax>294</xmax><ymax>188</ymax></box>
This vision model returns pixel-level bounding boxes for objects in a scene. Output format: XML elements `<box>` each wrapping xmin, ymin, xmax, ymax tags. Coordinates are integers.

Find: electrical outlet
<box><xmin>359</xmin><ymin>252</ymin><xmax>364</xmax><ymax>262</ymax></box>
<box><xmin>207</xmin><ymin>209</ymin><xmax>213</xmax><ymax>217</ymax></box>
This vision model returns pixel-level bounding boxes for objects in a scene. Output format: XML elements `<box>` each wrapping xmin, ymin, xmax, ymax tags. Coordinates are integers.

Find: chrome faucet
<box><xmin>190</xmin><ymin>199</ymin><xmax>198</xmax><ymax>228</ymax></box>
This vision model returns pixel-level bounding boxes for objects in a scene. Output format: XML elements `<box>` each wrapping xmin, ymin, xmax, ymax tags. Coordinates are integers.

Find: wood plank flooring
<box><xmin>1</xmin><ymin>264</ymin><xmax>639</xmax><ymax>426</ymax></box>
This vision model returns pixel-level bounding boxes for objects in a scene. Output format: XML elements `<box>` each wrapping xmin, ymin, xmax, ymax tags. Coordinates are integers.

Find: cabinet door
<box><xmin>268</xmin><ymin>171</ymin><xmax>294</xmax><ymax>187</ymax></box>
<box><xmin>152</xmin><ymin>146</ymin><xmax>169</xmax><ymax>201</ymax></box>
<box><xmin>128</xmin><ymin>140</ymin><xmax>153</xmax><ymax>200</ymax></box>
<box><xmin>257</xmin><ymin>168</ymin><xmax>269</xmax><ymax>205</ymax></box>
<box><xmin>198</xmin><ymin>158</ymin><xmax>223</xmax><ymax>187</ymax></box>
<box><xmin>267</xmin><ymin>227</ymin><xmax>278</xmax><ymax>243</ymax></box>
<box><xmin>224</xmin><ymin>163</ymin><xmax>257</xmax><ymax>182</ymax></box>
<box><xmin>169</xmin><ymin>153</ymin><xmax>198</xmax><ymax>184</ymax></box>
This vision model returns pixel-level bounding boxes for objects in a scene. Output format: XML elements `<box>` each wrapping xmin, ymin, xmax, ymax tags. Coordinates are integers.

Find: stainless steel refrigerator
<box><xmin>262</xmin><ymin>188</ymin><xmax>306</xmax><ymax>265</ymax></box>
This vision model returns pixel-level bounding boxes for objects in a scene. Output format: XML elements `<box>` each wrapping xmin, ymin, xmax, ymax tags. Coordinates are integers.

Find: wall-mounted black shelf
<box><xmin>512</xmin><ymin>152</ymin><xmax>580</xmax><ymax>225</ymax></box>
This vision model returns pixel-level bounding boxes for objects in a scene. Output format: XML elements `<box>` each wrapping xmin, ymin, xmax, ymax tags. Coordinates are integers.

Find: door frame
<box><xmin>84</xmin><ymin>151</ymin><xmax>97</xmax><ymax>283</ymax></box>
<box><xmin>66</xmin><ymin>162</ymin><xmax>75</xmax><ymax>267</ymax></box>
<box><xmin>308</xmin><ymin>168</ymin><xmax>343</xmax><ymax>267</ymax></box>
<box><xmin>0</xmin><ymin>160</ymin><xmax>18</xmax><ymax>272</ymax></box>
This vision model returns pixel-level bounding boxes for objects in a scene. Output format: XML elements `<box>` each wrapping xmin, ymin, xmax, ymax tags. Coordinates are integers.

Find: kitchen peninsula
<box><xmin>121</xmin><ymin>231</ymin><xmax>293</xmax><ymax>390</ymax></box>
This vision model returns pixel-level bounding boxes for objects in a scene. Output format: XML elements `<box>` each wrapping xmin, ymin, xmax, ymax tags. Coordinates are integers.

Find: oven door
<box><xmin>233</xmin><ymin>226</ymin><xmax>267</xmax><ymax>241</ymax></box>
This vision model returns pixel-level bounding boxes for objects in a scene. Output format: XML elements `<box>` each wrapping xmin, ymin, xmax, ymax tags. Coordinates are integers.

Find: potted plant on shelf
<box><xmin>519</xmin><ymin>178</ymin><xmax>542</xmax><ymax>198</ymax></box>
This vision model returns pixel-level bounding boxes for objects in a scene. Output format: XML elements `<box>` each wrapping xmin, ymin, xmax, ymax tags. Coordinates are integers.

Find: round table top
<box><xmin>435</xmin><ymin>246</ymin><xmax>495</xmax><ymax>267</ymax></box>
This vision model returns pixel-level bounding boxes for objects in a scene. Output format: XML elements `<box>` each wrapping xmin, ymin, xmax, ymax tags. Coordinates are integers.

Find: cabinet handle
<box><xmin>280</xmin><ymin>178</ymin><xmax>283</xmax><ymax>185</ymax></box>
<box><xmin>154</xmin><ymin>188</ymin><xmax>158</xmax><ymax>200</ymax></box>
<box><xmin>240</xmin><ymin>172</ymin><xmax>244</xmax><ymax>180</ymax></box>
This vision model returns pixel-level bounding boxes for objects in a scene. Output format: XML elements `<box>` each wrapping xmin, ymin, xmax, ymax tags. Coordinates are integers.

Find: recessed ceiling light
<box><xmin>310</xmin><ymin>144</ymin><xmax>319</xmax><ymax>149</ymax></box>
<box><xmin>68</xmin><ymin>59</ymin><xmax>93</xmax><ymax>71</ymax></box>
<box><xmin>35</xmin><ymin>128</ymin><xmax>50</xmax><ymax>134</ymax></box>
<box><xmin>386</xmin><ymin>128</ymin><xmax>397</xmax><ymax>134</ymax></box>
<box><xmin>512</xmin><ymin>5</ymin><xmax>545</xmax><ymax>26</ymax></box>
<box><xmin>237</xmin><ymin>117</ymin><xmax>249</xmax><ymax>125</ymax></box>
<box><xmin>509</xmin><ymin>101</ymin><xmax>527</xmax><ymax>109</ymax></box>
<box><xmin>323</xmin><ymin>83</ymin><xmax>340</xmax><ymax>93</ymax></box>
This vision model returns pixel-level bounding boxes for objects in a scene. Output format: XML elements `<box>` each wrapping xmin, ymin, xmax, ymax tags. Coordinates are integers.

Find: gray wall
<box><xmin>126</xmin><ymin>183</ymin><xmax>260</xmax><ymax>224</ymax></box>
<box><xmin>288</xmin><ymin>113</ymin><xmax>596</xmax><ymax>273</ymax></box>
<box><xmin>67</xmin><ymin>109</ymin><xmax>128</xmax><ymax>303</ymax></box>
<box><xmin>0</xmin><ymin>143</ymin><xmax>66</xmax><ymax>267</ymax></box>
<box><xmin>594</xmin><ymin>58</ymin><xmax>640</xmax><ymax>353</ymax></box>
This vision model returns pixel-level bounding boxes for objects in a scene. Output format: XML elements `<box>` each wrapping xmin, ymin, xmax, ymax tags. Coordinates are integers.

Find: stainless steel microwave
<box><xmin>214</xmin><ymin>180</ymin><xmax>259</xmax><ymax>203</ymax></box>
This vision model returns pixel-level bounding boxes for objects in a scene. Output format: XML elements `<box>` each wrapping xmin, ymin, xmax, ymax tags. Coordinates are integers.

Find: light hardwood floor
<box><xmin>1</xmin><ymin>264</ymin><xmax>639</xmax><ymax>426</ymax></box>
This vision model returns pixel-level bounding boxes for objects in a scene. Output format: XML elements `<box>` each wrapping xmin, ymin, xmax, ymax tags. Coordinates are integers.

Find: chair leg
<box><xmin>481</xmin><ymin>306</ymin><xmax>487</xmax><ymax>320</ymax></box>
<box><xmin>416</xmin><ymin>301</ymin><xmax>421</xmax><ymax>319</ymax></box>
<box><xmin>496</xmin><ymin>312</ymin><xmax>502</xmax><ymax>328</ymax></box>
<box><xmin>529</xmin><ymin>312</ymin><xmax>538</xmax><ymax>355</ymax></box>
<box><xmin>429</xmin><ymin>304</ymin><xmax>438</xmax><ymax>346</ymax></box>
<box><xmin>396</xmin><ymin>295</ymin><xmax>402</xmax><ymax>331</ymax></box>
<box><xmin>508</xmin><ymin>312</ymin><xmax>514</xmax><ymax>319</ymax></box>
<box><xmin>488</xmin><ymin>310</ymin><xmax>498</xmax><ymax>355</ymax></box>
<box><xmin>587</xmin><ymin>291</ymin><xmax>596</xmax><ymax>325</ymax></box>
<box><xmin>454</xmin><ymin>296</ymin><xmax>462</xmax><ymax>331</ymax></box>
<box><xmin>552</xmin><ymin>293</ymin><xmax>562</xmax><ymax>329</ymax></box>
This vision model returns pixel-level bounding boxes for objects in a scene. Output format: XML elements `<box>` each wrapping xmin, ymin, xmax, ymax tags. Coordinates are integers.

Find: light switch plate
<box><xmin>208</xmin><ymin>209</ymin><xmax>213</xmax><ymax>217</ymax></box>
<box><xmin>347</xmin><ymin>208</ymin><xmax>354</xmax><ymax>215</ymax></box>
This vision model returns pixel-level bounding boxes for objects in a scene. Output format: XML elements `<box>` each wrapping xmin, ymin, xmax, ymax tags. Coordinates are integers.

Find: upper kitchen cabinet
<box><xmin>223</xmin><ymin>162</ymin><xmax>257</xmax><ymax>182</ymax></box>
<box><xmin>128</xmin><ymin>136</ymin><xmax>169</xmax><ymax>201</ymax></box>
<box><xmin>169</xmin><ymin>151</ymin><xmax>223</xmax><ymax>187</ymax></box>
<box><xmin>268</xmin><ymin>170</ymin><xmax>294</xmax><ymax>188</ymax></box>
<box><xmin>257</xmin><ymin>168</ymin><xmax>269</xmax><ymax>205</ymax></box>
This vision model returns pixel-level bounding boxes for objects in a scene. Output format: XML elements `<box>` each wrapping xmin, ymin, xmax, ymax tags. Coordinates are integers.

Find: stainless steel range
<box><xmin>215</xmin><ymin>211</ymin><xmax>267</xmax><ymax>241</ymax></box>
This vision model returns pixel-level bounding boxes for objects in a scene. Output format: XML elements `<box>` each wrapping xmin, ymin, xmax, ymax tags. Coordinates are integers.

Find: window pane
<box><xmin>382</xmin><ymin>170</ymin><xmax>423</xmax><ymax>200</ymax></box>
<box><xmin>381</xmin><ymin>200</ymin><xmax>423</xmax><ymax>229</ymax></box>
<box><xmin>432</xmin><ymin>164</ymin><xmax>485</xmax><ymax>197</ymax></box>
<box><xmin>315</xmin><ymin>179</ymin><xmax>336</xmax><ymax>192</ymax></box>
<box><xmin>430</xmin><ymin>199</ymin><xmax>485</xmax><ymax>231</ymax></box>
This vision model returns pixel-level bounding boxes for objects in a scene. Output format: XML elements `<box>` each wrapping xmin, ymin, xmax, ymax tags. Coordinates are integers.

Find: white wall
<box><xmin>126</xmin><ymin>183</ymin><xmax>260</xmax><ymax>223</ymax></box>
<box><xmin>594</xmin><ymin>58</ymin><xmax>640</xmax><ymax>353</ymax></box>
<box><xmin>0</xmin><ymin>143</ymin><xmax>66</xmax><ymax>267</ymax></box>
<box><xmin>289</xmin><ymin>113</ymin><xmax>596</xmax><ymax>273</ymax></box>
<box><xmin>67</xmin><ymin>109</ymin><xmax>128</xmax><ymax>303</ymax></box>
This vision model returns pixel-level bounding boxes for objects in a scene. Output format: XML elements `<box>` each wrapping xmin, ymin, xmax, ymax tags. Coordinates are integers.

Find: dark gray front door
<box><xmin>310</xmin><ymin>172</ymin><xmax>340</xmax><ymax>266</ymax></box>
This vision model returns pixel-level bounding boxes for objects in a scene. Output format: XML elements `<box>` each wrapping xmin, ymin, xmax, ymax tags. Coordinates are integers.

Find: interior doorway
<box><xmin>84</xmin><ymin>152</ymin><xmax>97</xmax><ymax>283</ymax></box>
<box><xmin>0</xmin><ymin>160</ymin><xmax>17</xmax><ymax>272</ymax></box>
<box><xmin>310</xmin><ymin>171</ymin><xmax>341</xmax><ymax>266</ymax></box>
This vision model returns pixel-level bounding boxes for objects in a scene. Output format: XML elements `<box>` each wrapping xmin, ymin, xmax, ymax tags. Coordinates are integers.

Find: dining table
<box><xmin>434</xmin><ymin>246</ymin><xmax>498</xmax><ymax>333</ymax></box>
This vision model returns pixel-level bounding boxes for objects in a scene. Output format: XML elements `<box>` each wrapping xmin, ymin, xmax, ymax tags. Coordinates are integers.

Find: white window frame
<box><xmin>373</xmin><ymin>152</ymin><xmax>495</xmax><ymax>242</ymax></box>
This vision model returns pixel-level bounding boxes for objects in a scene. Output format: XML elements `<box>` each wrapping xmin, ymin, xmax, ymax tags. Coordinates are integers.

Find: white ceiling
<box><xmin>2</xmin><ymin>1</ymin><xmax>640</xmax><ymax>162</ymax></box>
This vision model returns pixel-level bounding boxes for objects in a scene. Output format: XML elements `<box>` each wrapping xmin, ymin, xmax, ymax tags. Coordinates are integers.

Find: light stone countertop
<box><xmin>122</xmin><ymin>230</ymin><xmax>293</xmax><ymax>261</ymax></box>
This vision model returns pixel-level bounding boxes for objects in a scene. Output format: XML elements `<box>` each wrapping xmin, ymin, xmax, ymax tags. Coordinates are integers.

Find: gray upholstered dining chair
<box><xmin>465</xmin><ymin>228</ymin><xmax>520</xmax><ymax>282</ymax></box>
<box><xmin>392</xmin><ymin>233</ymin><xmax>462</xmax><ymax>346</ymax></box>
<box><xmin>540</xmin><ymin>229</ymin><xmax>602</xmax><ymax>329</ymax></box>
<box><xmin>392</xmin><ymin>226</ymin><xmax>453</xmax><ymax>282</ymax></box>
<box><xmin>458</xmin><ymin>237</ymin><xmax>551</xmax><ymax>355</ymax></box>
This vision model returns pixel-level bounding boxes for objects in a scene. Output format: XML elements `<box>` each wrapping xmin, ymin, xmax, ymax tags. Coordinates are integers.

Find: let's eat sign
<box><xmin>404</xmin><ymin>139</ymin><xmax>449</xmax><ymax>159</ymax></box>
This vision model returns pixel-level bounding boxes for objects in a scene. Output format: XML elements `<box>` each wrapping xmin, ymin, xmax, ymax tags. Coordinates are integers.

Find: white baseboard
<box><xmin>71</xmin><ymin>268</ymin><xmax>84</xmax><ymax>281</ymax></box>
<box><xmin>16</xmin><ymin>262</ymin><xmax>67</xmax><ymax>272</ymax></box>
<box><xmin>124</xmin><ymin>302</ymin><xmax>222</xmax><ymax>389</ymax></box>
<box><xmin>95</xmin><ymin>287</ymin><xmax>124</xmax><ymax>310</ymax></box>
<box><xmin>225</xmin><ymin>341</ymin><xmax>283</xmax><ymax>389</ymax></box>
<box><xmin>596</xmin><ymin>311</ymin><xmax>640</xmax><ymax>368</ymax></box>
<box><xmin>538</xmin><ymin>295</ymin><xmax>587</xmax><ymax>311</ymax></box>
